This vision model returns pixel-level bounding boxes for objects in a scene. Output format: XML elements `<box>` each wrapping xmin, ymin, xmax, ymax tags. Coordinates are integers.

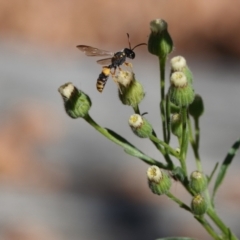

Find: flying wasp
<box><xmin>77</xmin><ymin>33</ymin><xmax>146</xmax><ymax>93</ymax></box>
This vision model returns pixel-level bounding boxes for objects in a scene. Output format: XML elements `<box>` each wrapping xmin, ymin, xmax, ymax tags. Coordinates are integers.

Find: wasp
<box><xmin>77</xmin><ymin>33</ymin><xmax>146</xmax><ymax>92</ymax></box>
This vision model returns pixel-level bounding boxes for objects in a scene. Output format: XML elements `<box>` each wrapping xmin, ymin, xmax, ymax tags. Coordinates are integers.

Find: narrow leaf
<box><xmin>212</xmin><ymin>138</ymin><xmax>240</xmax><ymax>201</ymax></box>
<box><xmin>155</xmin><ymin>238</ymin><xmax>196</xmax><ymax>240</ymax></box>
<box><xmin>207</xmin><ymin>162</ymin><xmax>219</xmax><ymax>185</ymax></box>
<box><xmin>105</xmin><ymin>128</ymin><xmax>136</xmax><ymax>148</ymax></box>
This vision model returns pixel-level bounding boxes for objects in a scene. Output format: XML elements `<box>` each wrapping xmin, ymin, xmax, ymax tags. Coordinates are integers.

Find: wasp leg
<box><xmin>124</xmin><ymin>62</ymin><xmax>133</xmax><ymax>69</ymax></box>
<box><xmin>110</xmin><ymin>67</ymin><xmax>117</xmax><ymax>76</ymax></box>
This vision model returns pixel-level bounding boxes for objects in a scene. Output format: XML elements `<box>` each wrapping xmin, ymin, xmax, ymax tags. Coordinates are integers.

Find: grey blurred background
<box><xmin>0</xmin><ymin>0</ymin><xmax>240</xmax><ymax>239</ymax></box>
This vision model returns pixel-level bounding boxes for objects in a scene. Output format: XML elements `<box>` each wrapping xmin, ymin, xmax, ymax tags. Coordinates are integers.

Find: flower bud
<box><xmin>148</xmin><ymin>19</ymin><xmax>173</xmax><ymax>59</ymax></box>
<box><xmin>115</xmin><ymin>70</ymin><xmax>145</xmax><ymax>108</ymax></box>
<box><xmin>189</xmin><ymin>171</ymin><xmax>207</xmax><ymax>194</ymax></box>
<box><xmin>170</xmin><ymin>56</ymin><xmax>193</xmax><ymax>84</ymax></box>
<box><xmin>147</xmin><ymin>165</ymin><xmax>172</xmax><ymax>195</ymax></box>
<box><xmin>58</xmin><ymin>82</ymin><xmax>91</xmax><ymax>119</ymax></box>
<box><xmin>129</xmin><ymin>114</ymin><xmax>153</xmax><ymax>138</ymax></box>
<box><xmin>191</xmin><ymin>194</ymin><xmax>208</xmax><ymax>215</ymax></box>
<box><xmin>171</xmin><ymin>113</ymin><xmax>182</xmax><ymax>138</ymax></box>
<box><xmin>189</xmin><ymin>94</ymin><xmax>204</xmax><ymax>119</ymax></box>
<box><xmin>169</xmin><ymin>71</ymin><xmax>194</xmax><ymax>107</ymax></box>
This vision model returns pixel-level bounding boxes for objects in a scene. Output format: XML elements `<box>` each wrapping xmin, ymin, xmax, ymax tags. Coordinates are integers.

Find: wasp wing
<box><xmin>77</xmin><ymin>45</ymin><xmax>114</xmax><ymax>57</ymax></box>
<box><xmin>96</xmin><ymin>58</ymin><xmax>113</xmax><ymax>65</ymax></box>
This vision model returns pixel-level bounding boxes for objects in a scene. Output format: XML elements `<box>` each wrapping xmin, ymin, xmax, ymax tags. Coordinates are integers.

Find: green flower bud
<box><xmin>169</xmin><ymin>72</ymin><xmax>194</xmax><ymax>107</ymax></box>
<box><xmin>189</xmin><ymin>94</ymin><xmax>204</xmax><ymax>119</ymax></box>
<box><xmin>191</xmin><ymin>194</ymin><xmax>208</xmax><ymax>215</ymax></box>
<box><xmin>129</xmin><ymin>114</ymin><xmax>153</xmax><ymax>138</ymax></box>
<box><xmin>147</xmin><ymin>165</ymin><xmax>172</xmax><ymax>195</ymax></box>
<box><xmin>171</xmin><ymin>113</ymin><xmax>182</xmax><ymax>138</ymax></box>
<box><xmin>189</xmin><ymin>171</ymin><xmax>207</xmax><ymax>194</ymax></box>
<box><xmin>116</xmin><ymin>70</ymin><xmax>145</xmax><ymax>108</ymax></box>
<box><xmin>148</xmin><ymin>19</ymin><xmax>173</xmax><ymax>59</ymax></box>
<box><xmin>58</xmin><ymin>82</ymin><xmax>91</xmax><ymax>119</ymax></box>
<box><xmin>170</xmin><ymin>56</ymin><xmax>193</xmax><ymax>84</ymax></box>
<box><xmin>175</xmin><ymin>147</ymin><xmax>180</xmax><ymax>155</ymax></box>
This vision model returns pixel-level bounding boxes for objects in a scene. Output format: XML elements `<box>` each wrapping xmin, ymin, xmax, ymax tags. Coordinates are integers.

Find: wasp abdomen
<box><xmin>96</xmin><ymin>67</ymin><xmax>111</xmax><ymax>92</ymax></box>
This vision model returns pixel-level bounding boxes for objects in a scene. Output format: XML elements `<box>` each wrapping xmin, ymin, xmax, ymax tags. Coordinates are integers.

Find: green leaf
<box><xmin>207</xmin><ymin>162</ymin><xmax>219</xmax><ymax>185</ymax></box>
<box><xmin>155</xmin><ymin>238</ymin><xmax>196</xmax><ymax>240</ymax></box>
<box><xmin>105</xmin><ymin>128</ymin><xmax>136</xmax><ymax>148</ymax></box>
<box><xmin>212</xmin><ymin>138</ymin><xmax>240</xmax><ymax>202</ymax></box>
<box><xmin>105</xmin><ymin>128</ymin><xmax>167</xmax><ymax>169</ymax></box>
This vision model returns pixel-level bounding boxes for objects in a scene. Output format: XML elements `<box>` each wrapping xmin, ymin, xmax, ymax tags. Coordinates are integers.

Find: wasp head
<box><xmin>124</xmin><ymin>48</ymin><xmax>135</xmax><ymax>59</ymax></box>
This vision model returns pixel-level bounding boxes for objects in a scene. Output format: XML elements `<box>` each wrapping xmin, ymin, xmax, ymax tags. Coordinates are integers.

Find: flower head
<box><xmin>58</xmin><ymin>82</ymin><xmax>91</xmax><ymax>119</ymax></box>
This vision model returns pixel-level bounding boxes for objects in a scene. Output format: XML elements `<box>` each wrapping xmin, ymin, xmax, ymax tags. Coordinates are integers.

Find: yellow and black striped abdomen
<box><xmin>96</xmin><ymin>67</ymin><xmax>111</xmax><ymax>93</ymax></box>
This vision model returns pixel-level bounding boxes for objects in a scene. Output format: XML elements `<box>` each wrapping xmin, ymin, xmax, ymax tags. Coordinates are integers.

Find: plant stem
<box><xmin>167</xmin><ymin>192</ymin><xmax>221</xmax><ymax>239</ymax></box>
<box><xmin>194</xmin><ymin>216</ymin><xmax>221</xmax><ymax>240</ymax></box>
<box><xmin>133</xmin><ymin>105</ymin><xmax>140</xmax><ymax>114</ymax></box>
<box><xmin>149</xmin><ymin>134</ymin><xmax>178</xmax><ymax>159</ymax></box>
<box><xmin>159</xmin><ymin>56</ymin><xmax>167</xmax><ymax>142</ymax></box>
<box><xmin>180</xmin><ymin>106</ymin><xmax>188</xmax><ymax>176</ymax></box>
<box><xmin>194</xmin><ymin>117</ymin><xmax>200</xmax><ymax>150</ymax></box>
<box><xmin>166</xmin><ymin>192</ymin><xmax>192</xmax><ymax>212</ymax></box>
<box><xmin>84</xmin><ymin>114</ymin><xmax>167</xmax><ymax>168</ymax></box>
<box><xmin>187</xmin><ymin>116</ymin><xmax>202</xmax><ymax>171</ymax></box>
<box><xmin>207</xmin><ymin>207</ymin><xmax>238</xmax><ymax>240</ymax></box>
<box><xmin>166</xmin><ymin>93</ymin><xmax>171</xmax><ymax>144</ymax></box>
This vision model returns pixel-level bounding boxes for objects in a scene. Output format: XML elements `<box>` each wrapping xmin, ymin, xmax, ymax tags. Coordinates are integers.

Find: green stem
<box><xmin>84</xmin><ymin>114</ymin><xmax>167</xmax><ymax>168</ymax></box>
<box><xmin>207</xmin><ymin>207</ymin><xmax>238</xmax><ymax>240</ymax></box>
<box><xmin>158</xmin><ymin>56</ymin><xmax>174</xmax><ymax>169</ymax></box>
<box><xmin>194</xmin><ymin>216</ymin><xmax>221</xmax><ymax>240</ymax></box>
<box><xmin>187</xmin><ymin>116</ymin><xmax>202</xmax><ymax>171</ymax></box>
<box><xmin>204</xmin><ymin>191</ymin><xmax>238</xmax><ymax>240</ymax></box>
<box><xmin>159</xmin><ymin>56</ymin><xmax>167</xmax><ymax>142</ymax></box>
<box><xmin>149</xmin><ymin>134</ymin><xmax>178</xmax><ymax>159</ymax></box>
<box><xmin>166</xmin><ymin>93</ymin><xmax>171</xmax><ymax>144</ymax></box>
<box><xmin>180</xmin><ymin>106</ymin><xmax>188</xmax><ymax>176</ymax></box>
<box><xmin>167</xmin><ymin>192</ymin><xmax>220</xmax><ymax>239</ymax></box>
<box><xmin>195</xmin><ymin>117</ymin><xmax>200</xmax><ymax>150</ymax></box>
<box><xmin>133</xmin><ymin>105</ymin><xmax>140</xmax><ymax>114</ymax></box>
<box><xmin>166</xmin><ymin>192</ymin><xmax>192</xmax><ymax>212</ymax></box>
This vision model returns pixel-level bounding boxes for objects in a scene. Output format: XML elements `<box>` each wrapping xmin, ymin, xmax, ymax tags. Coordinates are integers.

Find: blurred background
<box><xmin>0</xmin><ymin>0</ymin><xmax>240</xmax><ymax>239</ymax></box>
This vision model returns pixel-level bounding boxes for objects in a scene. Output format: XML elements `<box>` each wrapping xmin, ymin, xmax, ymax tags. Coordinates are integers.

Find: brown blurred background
<box><xmin>1</xmin><ymin>0</ymin><xmax>240</xmax><ymax>56</ymax></box>
<box><xmin>0</xmin><ymin>1</ymin><xmax>240</xmax><ymax>240</ymax></box>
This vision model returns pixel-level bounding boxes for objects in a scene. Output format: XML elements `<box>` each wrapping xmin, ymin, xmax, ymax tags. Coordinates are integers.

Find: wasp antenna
<box><xmin>132</xmin><ymin>43</ymin><xmax>147</xmax><ymax>50</ymax></box>
<box><xmin>126</xmin><ymin>33</ymin><xmax>132</xmax><ymax>49</ymax></box>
